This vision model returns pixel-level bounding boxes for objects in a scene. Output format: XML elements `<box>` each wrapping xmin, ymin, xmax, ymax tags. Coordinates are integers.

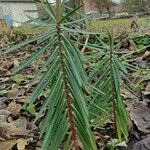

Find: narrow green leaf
<box><xmin>13</xmin><ymin>35</ymin><xmax>57</xmax><ymax>74</ymax></box>
<box><xmin>5</xmin><ymin>33</ymin><xmax>50</xmax><ymax>53</ymax></box>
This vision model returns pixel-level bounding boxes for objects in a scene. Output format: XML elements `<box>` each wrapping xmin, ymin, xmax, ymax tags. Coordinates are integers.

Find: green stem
<box><xmin>108</xmin><ymin>29</ymin><xmax>117</xmax><ymax>137</ymax></box>
<box><xmin>55</xmin><ymin>0</ymin><xmax>79</xmax><ymax>149</ymax></box>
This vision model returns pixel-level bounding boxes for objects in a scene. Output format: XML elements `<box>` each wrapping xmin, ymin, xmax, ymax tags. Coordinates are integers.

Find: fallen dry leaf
<box><xmin>7</xmin><ymin>101</ymin><xmax>22</xmax><ymax>118</ymax></box>
<box><xmin>121</xmin><ymin>86</ymin><xmax>137</xmax><ymax>100</ymax></box>
<box><xmin>0</xmin><ymin>123</ymin><xmax>22</xmax><ymax>137</ymax></box>
<box><xmin>142</xmin><ymin>91</ymin><xmax>150</xmax><ymax>96</ymax></box>
<box><xmin>142</xmin><ymin>82</ymin><xmax>150</xmax><ymax>97</ymax></box>
<box><xmin>7</xmin><ymin>89</ymin><xmax>25</xmax><ymax>100</ymax></box>
<box><xmin>143</xmin><ymin>51</ymin><xmax>150</xmax><ymax>60</ymax></box>
<box><xmin>0</xmin><ymin>117</ymin><xmax>31</xmax><ymax>138</ymax></box>
<box><xmin>146</xmin><ymin>82</ymin><xmax>150</xmax><ymax>92</ymax></box>
<box><xmin>0</xmin><ymin>139</ymin><xmax>16</xmax><ymax>150</ymax></box>
<box><xmin>130</xmin><ymin>102</ymin><xmax>150</xmax><ymax>134</ymax></box>
<box><xmin>17</xmin><ymin>138</ymin><xmax>29</xmax><ymax>150</ymax></box>
<box><xmin>12</xmin><ymin>117</ymin><xmax>28</xmax><ymax>130</ymax></box>
<box><xmin>133</xmin><ymin>136</ymin><xmax>150</xmax><ymax>150</ymax></box>
<box><xmin>13</xmin><ymin>58</ymin><xmax>20</xmax><ymax>67</ymax></box>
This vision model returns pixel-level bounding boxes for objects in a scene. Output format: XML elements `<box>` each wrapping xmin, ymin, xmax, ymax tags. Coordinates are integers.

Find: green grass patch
<box><xmin>88</xmin><ymin>16</ymin><xmax>150</xmax><ymax>32</ymax></box>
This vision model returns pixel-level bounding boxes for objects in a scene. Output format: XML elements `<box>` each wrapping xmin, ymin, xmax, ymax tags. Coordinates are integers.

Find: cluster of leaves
<box><xmin>88</xmin><ymin>32</ymin><xmax>129</xmax><ymax>142</ymax></box>
<box><xmin>130</xmin><ymin>33</ymin><xmax>150</xmax><ymax>46</ymax></box>
<box><xmin>5</xmin><ymin>0</ymin><xmax>129</xmax><ymax>149</ymax></box>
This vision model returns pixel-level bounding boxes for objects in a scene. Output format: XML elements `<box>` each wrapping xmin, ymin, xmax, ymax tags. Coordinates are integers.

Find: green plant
<box><xmin>88</xmin><ymin>30</ymin><xmax>129</xmax><ymax>142</ymax></box>
<box><xmin>5</xmin><ymin>0</ymin><xmax>131</xmax><ymax>149</ymax></box>
<box><xmin>130</xmin><ymin>33</ymin><xmax>150</xmax><ymax>46</ymax></box>
<box><xmin>107</xmin><ymin>138</ymin><xmax>127</xmax><ymax>150</ymax></box>
<box><xmin>6</xmin><ymin>0</ymin><xmax>97</xmax><ymax>149</ymax></box>
<box><xmin>11</xmin><ymin>74</ymin><xmax>26</xmax><ymax>85</ymax></box>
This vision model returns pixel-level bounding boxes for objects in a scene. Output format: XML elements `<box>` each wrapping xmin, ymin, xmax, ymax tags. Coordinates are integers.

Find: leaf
<box><xmin>7</xmin><ymin>101</ymin><xmax>22</xmax><ymax>117</ymax></box>
<box><xmin>17</xmin><ymin>138</ymin><xmax>29</xmax><ymax>150</ymax></box>
<box><xmin>5</xmin><ymin>33</ymin><xmax>49</xmax><ymax>53</ymax></box>
<box><xmin>0</xmin><ymin>90</ymin><xmax>8</xmax><ymax>96</ymax></box>
<box><xmin>130</xmin><ymin>101</ymin><xmax>150</xmax><ymax>134</ymax></box>
<box><xmin>133</xmin><ymin>136</ymin><xmax>150</xmax><ymax>150</ymax></box>
<box><xmin>13</xmin><ymin>36</ymin><xmax>56</xmax><ymax>74</ymax></box>
<box><xmin>27</xmin><ymin>46</ymin><xmax>59</xmax><ymax>90</ymax></box>
<box><xmin>13</xmin><ymin>58</ymin><xmax>20</xmax><ymax>67</ymax></box>
<box><xmin>11</xmin><ymin>74</ymin><xmax>26</xmax><ymax>85</ymax></box>
<box><xmin>0</xmin><ymin>123</ymin><xmax>22</xmax><ymax>137</ymax></box>
<box><xmin>116</xmin><ymin>141</ymin><xmax>127</xmax><ymax>147</ymax></box>
<box><xmin>27</xmin><ymin>104</ymin><xmax>36</xmax><ymax>115</ymax></box>
<box><xmin>0</xmin><ymin>139</ymin><xmax>16</xmax><ymax>150</ymax></box>
<box><xmin>61</xmin><ymin>5</ymin><xmax>83</xmax><ymax>23</ymax></box>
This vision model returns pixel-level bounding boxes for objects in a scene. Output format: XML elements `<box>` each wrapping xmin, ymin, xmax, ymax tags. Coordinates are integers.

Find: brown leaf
<box><xmin>12</xmin><ymin>117</ymin><xmax>28</xmax><ymax>130</ymax></box>
<box><xmin>133</xmin><ymin>136</ymin><xmax>150</xmax><ymax>150</ymax></box>
<box><xmin>146</xmin><ymin>82</ymin><xmax>150</xmax><ymax>92</ymax></box>
<box><xmin>15</xmin><ymin>96</ymin><xmax>28</xmax><ymax>103</ymax></box>
<box><xmin>121</xmin><ymin>88</ymin><xmax>137</xmax><ymax>100</ymax></box>
<box><xmin>17</xmin><ymin>138</ymin><xmax>29</xmax><ymax>150</ymax></box>
<box><xmin>0</xmin><ymin>117</ymin><xmax>31</xmax><ymax>138</ymax></box>
<box><xmin>130</xmin><ymin>102</ymin><xmax>150</xmax><ymax>134</ymax></box>
<box><xmin>142</xmin><ymin>91</ymin><xmax>150</xmax><ymax>96</ymax></box>
<box><xmin>143</xmin><ymin>51</ymin><xmax>150</xmax><ymax>60</ymax></box>
<box><xmin>11</xmin><ymin>117</ymin><xmax>33</xmax><ymax>136</ymax></box>
<box><xmin>7</xmin><ymin>101</ymin><xmax>22</xmax><ymax>117</ymax></box>
<box><xmin>13</xmin><ymin>58</ymin><xmax>20</xmax><ymax>67</ymax></box>
<box><xmin>0</xmin><ymin>139</ymin><xmax>16</xmax><ymax>150</ymax></box>
<box><xmin>0</xmin><ymin>123</ymin><xmax>22</xmax><ymax>137</ymax></box>
<box><xmin>0</xmin><ymin>77</ymin><xmax>9</xmax><ymax>82</ymax></box>
<box><xmin>7</xmin><ymin>89</ymin><xmax>25</xmax><ymax>100</ymax></box>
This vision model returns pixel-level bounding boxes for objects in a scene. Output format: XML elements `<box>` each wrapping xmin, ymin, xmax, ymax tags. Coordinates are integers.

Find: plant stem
<box><xmin>55</xmin><ymin>0</ymin><xmax>79</xmax><ymax>149</ymax></box>
<box><xmin>108</xmin><ymin>29</ymin><xmax>117</xmax><ymax>136</ymax></box>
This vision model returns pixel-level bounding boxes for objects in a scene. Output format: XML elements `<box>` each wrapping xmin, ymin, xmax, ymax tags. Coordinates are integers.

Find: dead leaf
<box><xmin>0</xmin><ymin>109</ymin><xmax>10</xmax><ymax>125</ymax></box>
<box><xmin>142</xmin><ymin>91</ymin><xmax>150</xmax><ymax>96</ymax></box>
<box><xmin>7</xmin><ymin>101</ymin><xmax>22</xmax><ymax>117</ymax></box>
<box><xmin>13</xmin><ymin>58</ymin><xmax>20</xmax><ymax>67</ymax></box>
<box><xmin>11</xmin><ymin>117</ymin><xmax>33</xmax><ymax>136</ymax></box>
<box><xmin>15</xmin><ymin>96</ymin><xmax>28</xmax><ymax>103</ymax></box>
<box><xmin>121</xmin><ymin>88</ymin><xmax>137</xmax><ymax>100</ymax></box>
<box><xmin>12</xmin><ymin>117</ymin><xmax>28</xmax><ymax>130</ymax></box>
<box><xmin>0</xmin><ymin>123</ymin><xmax>22</xmax><ymax>137</ymax></box>
<box><xmin>0</xmin><ymin>139</ymin><xmax>16</xmax><ymax>150</ymax></box>
<box><xmin>129</xmin><ymin>40</ymin><xmax>137</xmax><ymax>50</ymax></box>
<box><xmin>146</xmin><ymin>82</ymin><xmax>150</xmax><ymax>92</ymax></box>
<box><xmin>0</xmin><ymin>117</ymin><xmax>31</xmax><ymax>138</ymax></box>
<box><xmin>17</xmin><ymin>138</ymin><xmax>29</xmax><ymax>150</ymax></box>
<box><xmin>130</xmin><ymin>102</ymin><xmax>150</xmax><ymax>134</ymax></box>
<box><xmin>3</xmin><ymin>61</ymin><xmax>13</xmax><ymax>71</ymax></box>
<box><xmin>0</xmin><ymin>109</ymin><xmax>11</xmax><ymax>117</ymax></box>
<box><xmin>0</xmin><ymin>77</ymin><xmax>9</xmax><ymax>82</ymax></box>
<box><xmin>7</xmin><ymin>89</ymin><xmax>25</xmax><ymax>100</ymax></box>
<box><xmin>0</xmin><ymin>104</ymin><xmax>6</xmax><ymax>110</ymax></box>
<box><xmin>0</xmin><ymin>115</ymin><xmax>7</xmax><ymax>122</ymax></box>
<box><xmin>133</xmin><ymin>136</ymin><xmax>150</xmax><ymax>150</ymax></box>
<box><xmin>143</xmin><ymin>51</ymin><xmax>150</xmax><ymax>60</ymax></box>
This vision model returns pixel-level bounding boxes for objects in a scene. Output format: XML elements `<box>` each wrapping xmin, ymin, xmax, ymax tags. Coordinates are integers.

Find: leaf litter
<box><xmin>0</xmin><ymin>31</ymin><xmax>41</xmax><ymax>150</ymax></box>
